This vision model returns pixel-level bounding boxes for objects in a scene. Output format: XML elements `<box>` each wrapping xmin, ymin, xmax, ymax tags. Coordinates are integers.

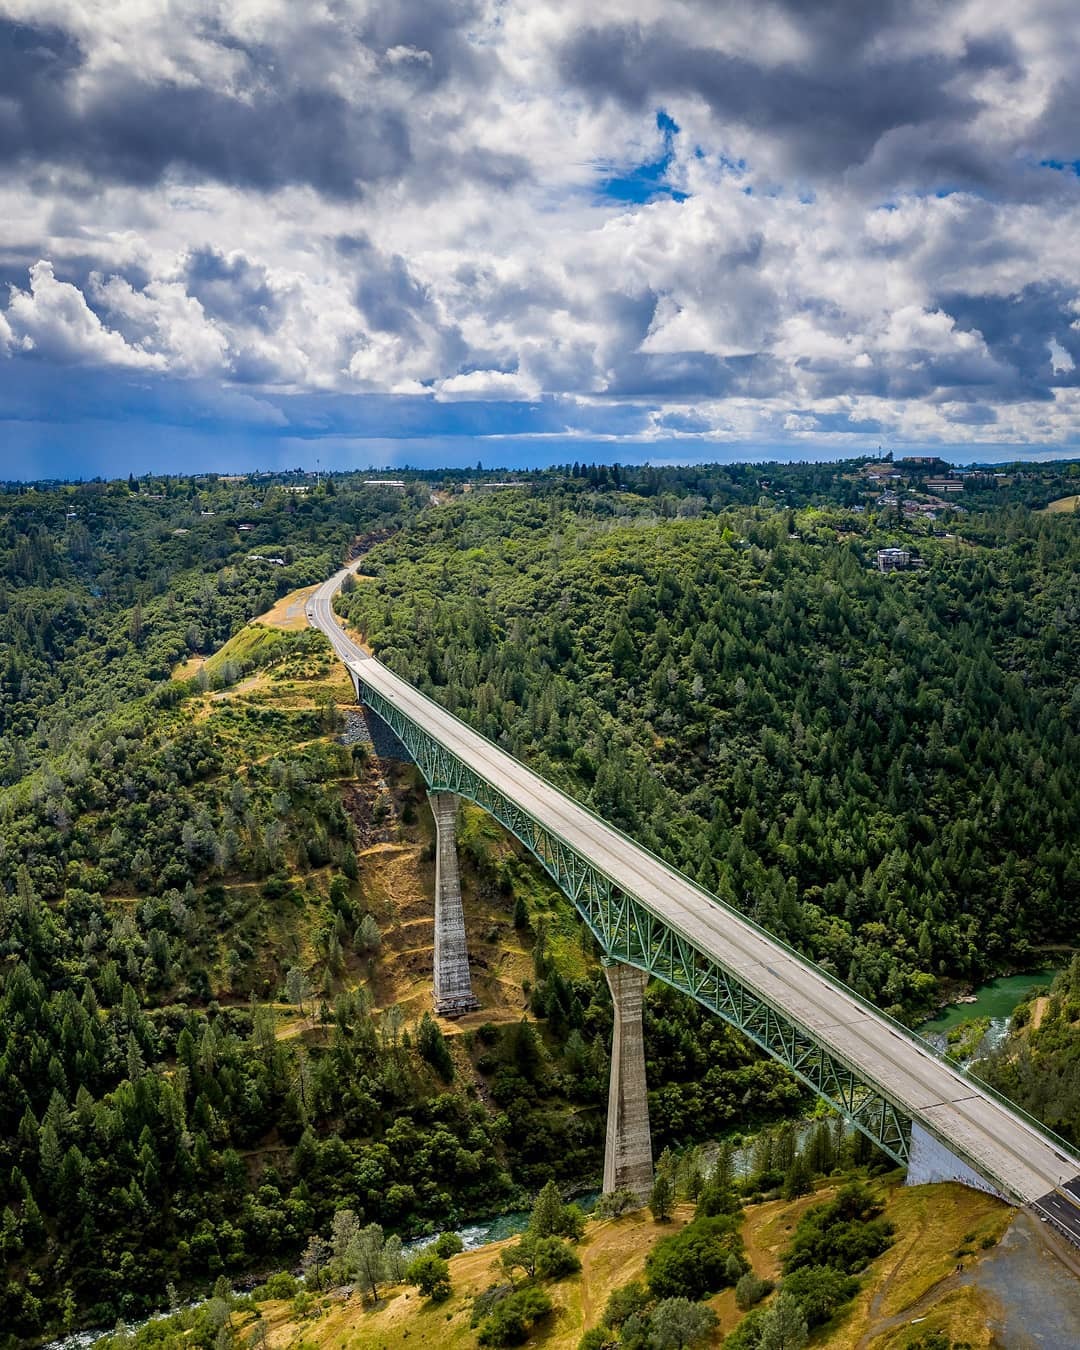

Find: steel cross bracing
<box><xmin>359</xmin><ymin>679</ymin><xmax>912</xmax><ymax>1164</ymax></box>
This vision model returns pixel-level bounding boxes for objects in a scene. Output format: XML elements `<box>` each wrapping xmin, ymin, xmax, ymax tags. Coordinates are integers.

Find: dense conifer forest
<box><xmin>0</xmin><ymin>459</ymin><xmax>1077</xmax><ymax>1343</ymax></box>
<box><xmin>340</xmin><ymin>471</ymin><xmax>1080</xmax><ymax>1015</ymax></box>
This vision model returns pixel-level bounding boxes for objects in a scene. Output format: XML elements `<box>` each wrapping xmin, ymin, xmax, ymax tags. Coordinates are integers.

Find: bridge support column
<box><xmin>431</xmin><ymin>791</ymin><xmax>480</xmax><ymax>1016</ymax></box>
<box><xmin>603</xmin><ymin>962</ymin><xmax>653</xmax><ymax>1199</ymax></box>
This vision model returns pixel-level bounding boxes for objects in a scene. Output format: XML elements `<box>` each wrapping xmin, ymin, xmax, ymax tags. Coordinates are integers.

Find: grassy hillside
<box><xmin>201</xmin><ymin>1180</ymin><xmax>1009</xmax><ymax>1350</ymax></box>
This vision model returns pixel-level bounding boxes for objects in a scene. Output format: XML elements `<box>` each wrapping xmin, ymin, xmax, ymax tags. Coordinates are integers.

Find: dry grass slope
<box><xmin>232</xmin><ymin>1182</ymin><xmax>1016</xmax><ymax>1350</ymax></box>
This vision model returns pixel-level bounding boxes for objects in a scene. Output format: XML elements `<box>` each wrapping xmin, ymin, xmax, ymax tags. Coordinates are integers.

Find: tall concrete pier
<box><xmin>603</xmin><ymin>962</ymin><xmax>654</xmax><ymax>1198</ymax></box>
<box><xmin>430</xmin><ymin>791</ymin><xmax>480</xmax><ymax>1016</ymax></box>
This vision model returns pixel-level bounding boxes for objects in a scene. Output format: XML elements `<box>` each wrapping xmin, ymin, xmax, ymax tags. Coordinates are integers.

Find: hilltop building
<box><xmin>877</xmin><ymin>547</ymin><xmax>912</xmax><ymax>572</ymax></box>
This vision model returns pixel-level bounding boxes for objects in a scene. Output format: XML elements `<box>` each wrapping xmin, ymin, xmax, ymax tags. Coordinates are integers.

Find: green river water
<box><xmin>919</xmin><ymin>969</ymin><xmax>1061</xmax><ymax>1037</ymax></box>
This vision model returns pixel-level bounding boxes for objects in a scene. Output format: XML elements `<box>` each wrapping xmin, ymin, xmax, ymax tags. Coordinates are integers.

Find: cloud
<box><xmin>435</xmin><ymin>369</ymin><xmax>541</xmax><ymax>401</ymax></box>
<box><xmin>183</xmin><ymin>247</ymin><xmax>283</xmax><ymax>333</ymax></box>
<box><xmin>5</xmin><ymin>260</ymin><xmax>164</xmax><ymax>367</ymax></box>
<box><xmin>0</xmin><ymin>4</ymin><xmax>499</xmax><ymax>198</ymax></box>
<box><xmin>1049</xmin><ymin>337</ymin><xmax>1075</xmax><ymax>374</ymax></box>
<box><xmin>1</xmin><ymin>1</ymin><xmax>1080</xmax><ymax>462</ymax></box>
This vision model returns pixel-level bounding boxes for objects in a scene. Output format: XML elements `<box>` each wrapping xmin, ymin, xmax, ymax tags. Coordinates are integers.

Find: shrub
<box><xmin>735</xmin><ymin>1271</ymin><xmax>773</xmax><ymax>1310</ymax></box>
<box><xmin>434</xmin><ymin>1231</ymin><xmax>465</xmax><ymax>1259</ymax></box>
<box><xmin>601</xmin><ymin>1280</ymin><xmax>649</xmax><ymax>1330</ymax></box>
<box><xmin>754</xmin><ymin>1292</ymin><xmax>808</xmax><ymax>1350</ymax></box>
<box><xmin>594</xmin><ymin>1189</ymin><xmax>642</xmax><ymax>1219</ymax></box>
<box><xmin>649</xmin><ymin>1297</ymin><xmax>718</xmax><ymax>1350</ymax></box>
<box><xmin>780</xmin><ymin>1265</ymin><xmax>859</xmax><ymax>1327</ymax></box>
<box><xmin>782</xmin><ymin>1182</ymin><xmax>894</xmax><ymax>1276</ymax></box>
<box><xmin>646</xmin><ymin>1216</ymin><xmax>744</xmax><ymax>1299</ymax></box>
<box><xmin>471</xmin><ymin>1283</ymin><xmax>514</xmax><ymax>1329</ymax></box>
<box><xmin>536</xmin><ymin>1238</ymin><xmax>581</xmax><ymax>1281</ymax></box>
<box><xmin>578</xmin><ymin>1329</ymin><xmax>613</xmax><ymax>1350</ymax></box>
<box><xmin>477</xmin><ymin>1287</ymin><xmax>553</xmax><ymax>1346</ymax></box>
<box><xmin>695</xmin><ymin>1180</ymin><xmax>740</xmax><ymax>1218</ymax></box>
<box><xmin>723</xmin><ymin>1308</ymin><xmax>769</xmax><ymax>1350</ymax></box>
<box><xmin>501</xmin><ymin>1234</ymin><xmax>581</xmax><ymax>1282</ymax></box>
<box><xmin>262</xmin><ymin>1272</ymin><xmax>298</xmax><ymax>1300</ymax></box>
<box><xmin>405</xmin><ymin>1253</ymin><xmax>451</xmax><ymax>1303</ymax></box>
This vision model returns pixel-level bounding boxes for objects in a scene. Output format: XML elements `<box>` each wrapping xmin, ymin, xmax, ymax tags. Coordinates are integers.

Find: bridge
<box><xmin>308</xmin><ymin>565</ymin><xmax>1080</xmax><ymax>1243</ymax></box>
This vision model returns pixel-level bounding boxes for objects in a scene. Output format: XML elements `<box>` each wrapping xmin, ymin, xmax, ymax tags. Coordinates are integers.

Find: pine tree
<box><xmin>529</xmin><ymin>1180</ymin><xmax>565</xmax><ymax>1238</ymax></box>
<box><xmin>649</xmin><ymin>1171</ymin><xmax>674</xmax><ymax>1222</ymax></box>
<box><xmin>783</xmin><ymin>1154</ymin><xmax>814</xmax><ymax>1200</ymax></box>
<box><xmin>348</xmin><ymin>1223</ymin><xmax>386</xmax><ymax>1301</ymax></box>
<box><xmin>757</xmin><ymin>1292</ymin><xmax>808</xmax><ymax>1350</ymax></box>
<box><xmin>286</xmin><ymin>965</ymin><xmax>312</xmax><ymax>1013</ymax></box>
<box><xmin>39</xmin><ymin>1122</ymin><xmax>63</xmax><ymax>1177</ymax></box>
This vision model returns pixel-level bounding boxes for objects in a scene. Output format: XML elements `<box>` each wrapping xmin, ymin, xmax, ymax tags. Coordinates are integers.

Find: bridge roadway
<box><xmin>309</xmin><ymin>565</ymin><xmax>1080</xmax><ymax>1240</ymax></box>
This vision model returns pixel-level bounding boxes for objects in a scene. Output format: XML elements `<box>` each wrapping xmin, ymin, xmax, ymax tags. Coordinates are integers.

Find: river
<box><xmin>918</xmin><ymin>969</ymin><xmax>1061</xmax><ymax>1063</ymax></box>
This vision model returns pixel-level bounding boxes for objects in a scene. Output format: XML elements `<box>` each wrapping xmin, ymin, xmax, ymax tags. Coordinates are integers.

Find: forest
<box><xmin>339</xmin><ymin>476</ymin><xmax>1080</xmax><ymax>1017</ymax></box>
<box><xmin>0</xmin><ymin>458</ymin><xmax>1077</xmax><ymax>1343</ymax></box>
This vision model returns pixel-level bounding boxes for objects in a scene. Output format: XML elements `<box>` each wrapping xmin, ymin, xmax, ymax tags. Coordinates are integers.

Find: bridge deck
<box><xmin>310</xmin><ymin>567</ymin><xmax>1080</xmax><ymax>1235</ymax></box>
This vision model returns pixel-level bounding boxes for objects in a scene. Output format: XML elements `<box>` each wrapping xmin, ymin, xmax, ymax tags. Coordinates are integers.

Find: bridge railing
<box><xmin>351</xmin><ymin>655</ymin><xmax>1079</xmax><ymax>1166</ymax></box>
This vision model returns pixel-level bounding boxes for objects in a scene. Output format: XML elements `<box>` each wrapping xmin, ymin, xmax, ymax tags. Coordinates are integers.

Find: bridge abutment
<box><xmin>906</xmin><ymin>1122</ymin><xmax>1007</xmax><ymax>1199</ymax></box>
<box><xmin>431</xmin><ymin>791</ymin><xmax>480</xmax><ymax>1016</ymax></box>
<box><xmin>603</xmin><ymin>962</ymin><xmax>654</xmax><ymax>1199</ymax></box>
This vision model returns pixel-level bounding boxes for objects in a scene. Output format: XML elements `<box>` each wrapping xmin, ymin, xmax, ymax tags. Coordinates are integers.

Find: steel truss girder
<box><xmin>357</xmin><ymin>680</ymin><xmax>912</xmax><ymax>1165</ymax></box>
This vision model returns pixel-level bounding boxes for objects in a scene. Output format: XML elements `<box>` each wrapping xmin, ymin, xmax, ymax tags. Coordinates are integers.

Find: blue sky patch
<box><xmin>595</xmin><ymin>110</ymin><xmax>689</xmax><ymax>204</ymax></box>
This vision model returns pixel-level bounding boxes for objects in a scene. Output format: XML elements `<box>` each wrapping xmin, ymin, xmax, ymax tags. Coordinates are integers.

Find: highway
<box><xmin>309</xmin><ymin>563</ymin><xmax>1080</xmax><ymax>1241</ymax></box>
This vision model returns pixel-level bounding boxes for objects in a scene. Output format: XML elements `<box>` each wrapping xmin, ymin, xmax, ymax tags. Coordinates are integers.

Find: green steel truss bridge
<box><xmin>309</xmin><ymin>566</ymin><xmax>1080</xmax><ymax>1243</ymax></box>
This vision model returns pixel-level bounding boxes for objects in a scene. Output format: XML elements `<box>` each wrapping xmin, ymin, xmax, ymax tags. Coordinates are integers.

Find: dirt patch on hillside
<box><xmin>1040</xmin><ymin>494</ymin><xmax>1080</xmax><ymax>514</ymax></box>
<box><xmin>260</xmin><ymin>584</ymin><xmax>319</xmax><ymax>631</ymax></box>
<box><xmin>341</xmin><ymin>760</ymin><xmax>536</xmax><ymax>1029</ymax></box>
<box><xmin>172</xmin><ymin>654</ymin><xmax>206</xmax><ymax>680</ymax></box>
<box><xmin>1030</xmin><ymin>995</ymin><xmax>1050</xmax><ymax>1030</ymax></box>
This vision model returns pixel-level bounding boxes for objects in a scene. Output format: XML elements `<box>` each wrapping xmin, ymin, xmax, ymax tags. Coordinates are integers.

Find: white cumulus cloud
<box><xmin>5</xmin><ymin>262</ymin><xmax>165</xmax><ymax>369</ymax></box>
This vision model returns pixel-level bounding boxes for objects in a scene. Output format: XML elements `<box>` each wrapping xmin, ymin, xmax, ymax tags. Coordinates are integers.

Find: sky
<box><xmin>2</xmin><ymin>1</ymin><xmax>1080</xmax><ymax>479</ymax></box>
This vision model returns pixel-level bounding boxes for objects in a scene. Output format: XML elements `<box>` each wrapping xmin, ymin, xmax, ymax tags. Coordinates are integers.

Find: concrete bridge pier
<box><xmin>603</xmin><ymin>962</ymin><xmax>654</xmax><ymax>1199</ymax></box>
<box><xmin>430</xmin><ymin>791</ymin><xmax>480</xmax><ymax>1016</ymax></box>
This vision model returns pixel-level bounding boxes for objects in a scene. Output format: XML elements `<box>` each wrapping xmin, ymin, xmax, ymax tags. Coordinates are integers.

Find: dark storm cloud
<box><xmin>604</xmin><ymin>351</ymin><xmax>784</xmax><ymax>400</ymax></box>
<box><xmin>184</xmin><ymin>248</ymin><xmax>282</xmax><ymax>333</ymax></box>
<box><xmin>0</xmin><ymin>4</ymin><xmax>494</xmax><ymax>198</ymax></box>
<box><xmin>361</xmin><ymin>0</ymin><xmax>486</xmax><ymax>90</ymax></box>
<box><xmin>559</xmin><ymin>8</ymin><xmax>1023</xmax><ymax>191</ymax></box>
<box><xmin>937</xmin><ymin>282</ymin><xmax>1080</xmax><ymax>397</ymax></box>
<box><xmin>337</xmin><ymin>235</ymin><xmax>473</xmax><ymax>372</ymax></box>
<box><xmin>0</xmin><ymin>17</ymin><xmax>80</xmax><ymax>100</ymax></box>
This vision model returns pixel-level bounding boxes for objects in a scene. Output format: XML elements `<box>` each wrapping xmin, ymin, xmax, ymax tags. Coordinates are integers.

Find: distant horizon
<box><xmin>4</xmin><ymin>441</ymin><xmax>1080</xmax><ymax>486</ymax></box>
